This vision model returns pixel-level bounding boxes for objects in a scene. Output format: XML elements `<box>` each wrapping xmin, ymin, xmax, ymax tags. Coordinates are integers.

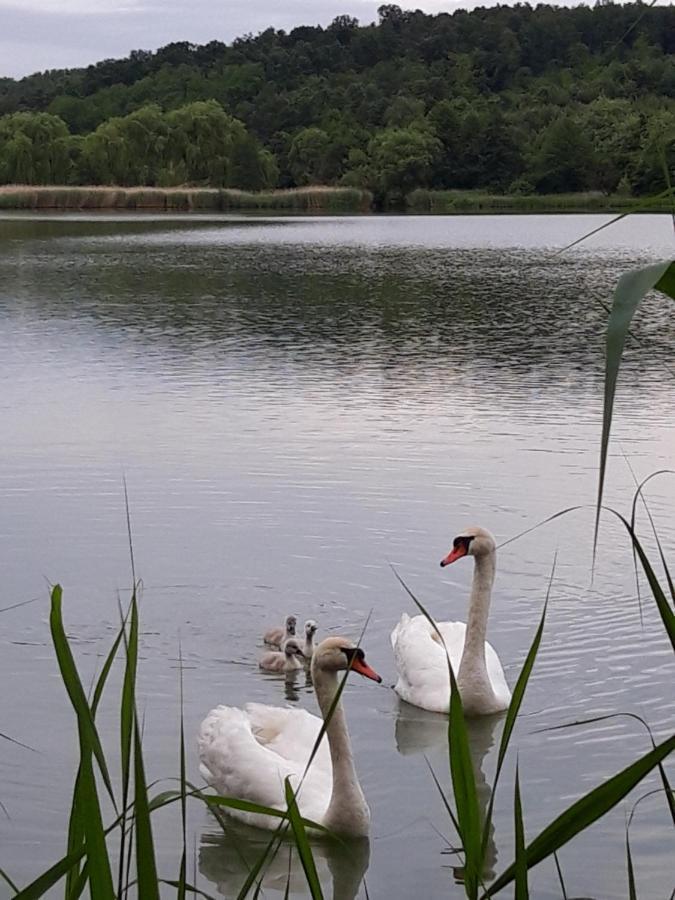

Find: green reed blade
<box><xmin>49</xmin><ymin>585</ymin><xmax>115</xmax><ymax>898</ymax></box>
<box><xmin>513</xmin><ymin>764</ymin><xmax>528</xmax><ymax>900</ymax></box>
<box><xmin>629</xmin><ymin>469</ymin><xmax>675</xmax><ymax>604</ymax></box>
<box><xmin>49</xmin><ymin>585</ymin><xmax>117</xmax><ymax>809</ymax></box>
<box><xmin>0</xmin><ymin>867</ymin><xmax>18</xmax><ymax>892</ymax></box>
<box><xmin>555</xmin><ymin>188</ymin><xmax>675</xmax><ymax>255</ymax></box>
<box><xmin>66</xmin><ymin>862</ymin><xmax>89</xmax><ymax>900</ymax></box>
<box><xmin>552</xmin><ymin>852</ymin><xmax>567</xmax><ymax>900</ymax></box>
<box><xmin>67</xmin><ymin>613</ymin><xmax>126</xmax><ymax>898</ymax></box>
<box><xmin>284</xmin><ymin>778</ymin><xmax>324</xmax><ymax>900</ymax></box>
<box><xmin>118</xmin><ymin>589</ymin><xmax>139</xmax><ymax>897</ymax></box>
<box><xmin>483</xmin><ymin>733</ymin><xmax>675</xmax><ymax>897</ymax></box>
<box><xmin>0</xmin><ymin>731</ymin><xmax>35</xmax><ymax>751</ymax></box>
<box><xmin>533</xmin><ymin>710</ymin><xmax>675</xmax><ymax>827</ymax></box>
<box><xmin>12</xmin><ymin>845</ymin><xmax>87</xmax><ymax>900</ymax></box>
<box><xmin>594</xmin><ymin>260</ymin><xmax>675</xmax><ymax>560</ymax></box>
<box><xmin>626</xmin><ymin>826</ymin><xmax>637</xmax><ymax>900</ymax></box>
<box><xmin>609</xmin><ymin>509</ymin><xmax>675</xmax><ymax>652</ymax></box>
<box><xmin>134</xmin><ymin>711</ymin><xmax>161</xmax><ymax>900</ymax></box>
<box><xmin>177</xmin><ymin>640</ymin><xmax>187</xmax><ymax>900</ymax></box>
<box><xmin>391</xmin><ymin>566</ymin><xmax>481</xmax><ymax>897</ymax></box>
<box><xmin>482</xmin><ymin>568</ymin><xmax>551</xmax><ymax>861</ymax></box>
<box><xmin>425</xmin><ymin>757</ymin><xmax>461</xmax><ymax>837</ymax></box>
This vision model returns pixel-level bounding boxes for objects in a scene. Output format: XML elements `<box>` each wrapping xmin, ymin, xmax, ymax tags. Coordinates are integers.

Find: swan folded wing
<box><xmin>198</xmin><ymin>705</ymin><xmax>332</xmax><ymax>828</ymax></box>
<box><xmin>391</xmin><ymin>615</ymin><xmax>462</xmax><ymax>713</ymax></box>
<box><xmin>245</xmin><ymin>703</ymin><xmax>332</xmax><ymax>775</ymax></box>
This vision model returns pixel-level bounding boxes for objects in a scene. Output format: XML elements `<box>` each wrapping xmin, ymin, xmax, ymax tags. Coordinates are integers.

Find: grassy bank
<box><xmin>406</xmin><ymin>188</ymin><xmax>674</xmax><ymax>214</ymax></box>
<box><xmin>0</xmin><ymin>184</ymin><xmax>373</xmax><ymax>212</ymax></box>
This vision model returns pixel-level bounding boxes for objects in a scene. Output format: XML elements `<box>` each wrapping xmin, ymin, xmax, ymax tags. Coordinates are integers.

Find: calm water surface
<box><xmin>1</xmin><ymin>213</ymin><xmax>674</xmax><ymax>899</ymax></box>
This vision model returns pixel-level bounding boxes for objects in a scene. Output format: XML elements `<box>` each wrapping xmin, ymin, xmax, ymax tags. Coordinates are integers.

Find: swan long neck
<box><xmin>312</xmin><ymin>667</ymin><xmax>369</xmax><ymax>835</ymax></box>
<box><xmin>458</xmin><ymin>550</ymin><xmax>496</xmax><ymax>682</ymax></box>
<box><xmin>304</xmin><ymin>632</ymin><xmax>315</xmax><ymax>657</ymax></box>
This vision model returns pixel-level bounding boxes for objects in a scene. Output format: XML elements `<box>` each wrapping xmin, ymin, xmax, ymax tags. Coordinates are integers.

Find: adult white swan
<box><xmin>198</xmin><ymin>636</ymin><xmax>382</xmax><ymax>836</ymax></box>
<box><xmin>391</xmin><ymin>526</ymin><xmax>511</xmax><ymax>716</ymax></box>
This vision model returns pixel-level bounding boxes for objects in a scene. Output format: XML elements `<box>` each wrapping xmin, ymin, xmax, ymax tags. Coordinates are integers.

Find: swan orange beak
<box><xmin>350</xmin><ymin>658</ymin><xmax>382</xmax><ymax>683</ymax></box>
<box><xmin>440</xmin><ymin>544</ymin><xmax>467</xmax><ymax>567</ymax></box>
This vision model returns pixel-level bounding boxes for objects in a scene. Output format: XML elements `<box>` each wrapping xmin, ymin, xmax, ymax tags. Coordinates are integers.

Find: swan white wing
<box><xmin>391</xmin><ymin>614</ymin><xmax>464</xmax><ymax>713</ymax></box>
<box><xmin>391</xmin><ymin>615</ymin><xmax>510</xmax><ymax>713</ymax></box>
<box><xmin>245</xmin><ymin>702</ymin><xmax>332</xmax><ymax>775</ymax></box>
<box><xmin>198</xmin><ymin>705</ymin><xmax>331</xmax><ymax>830</ymax></box>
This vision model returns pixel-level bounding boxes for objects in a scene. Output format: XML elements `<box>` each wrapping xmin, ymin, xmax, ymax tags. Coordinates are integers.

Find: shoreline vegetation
<box><xmin>0</xmin><ymin>184</ymin><xmax>671</xmax><ymax>214</ymax></box>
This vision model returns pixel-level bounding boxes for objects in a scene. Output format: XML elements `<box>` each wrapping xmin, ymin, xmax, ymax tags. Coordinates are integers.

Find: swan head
<box><xmin>304</xmin><ymin>619</ymin><xmax>318</xmax><ymax>638</ymax></box>
<box><xmin>312</xmin><ymin>636</ymin><xmax>382</xmax><ymax>683</ymax></box>
<box><xmin>440</xmin><ymin>526</ymin><xmax>496</xmax><ymax>567</ymax></box>
<box><xmin>283</xmin><ymin>638</ymin><xmax>305</xmax><ymax>659</ymax></box>
<box><xmin>285</xmin><ymin>615</ymin><xmax>297</xmax><ymax>635</ymax></box>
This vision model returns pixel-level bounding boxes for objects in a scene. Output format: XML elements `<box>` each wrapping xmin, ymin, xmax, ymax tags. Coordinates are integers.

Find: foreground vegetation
<box><xmin>0</xmin><ymin>4</ymin><xmax>674</xmax><ymax>201</ymax></box>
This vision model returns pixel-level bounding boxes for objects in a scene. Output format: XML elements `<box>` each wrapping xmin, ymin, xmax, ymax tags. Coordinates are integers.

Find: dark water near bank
<box><xmin>0</xmin><ymin>212</ymin><xmax>674</xmax><ymax>899</ymax></box>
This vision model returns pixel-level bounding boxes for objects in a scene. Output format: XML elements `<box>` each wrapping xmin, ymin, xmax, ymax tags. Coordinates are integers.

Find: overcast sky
<box><xmin>2</xmin><ymin>0</ymin><xmax>539</xmax><ymax>80</ymax></box>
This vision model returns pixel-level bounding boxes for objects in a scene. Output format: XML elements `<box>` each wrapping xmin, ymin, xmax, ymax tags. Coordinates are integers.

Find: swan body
<box><xmin>391</xmin><ymin>526</ymin><xmax>511</xmax><ymax>717</ymax></box>
<box><xmin>259</xmin><ymin>638</ymin><xmax>305</xmax><ymax>673</ymax></box>
<box><xmin>303</xmin><ymin>619</ymin><xmax>318</xmax><ymax>659</ymax></box>
<box><xmin>263</xmin><ymin>614</ymin><xmax>297</xmax><ymax>648</ymax></box>
<box><xmin>198</xmin><ymin>636</ymin><xmax>381</xmax><ymax>836</ymax></box>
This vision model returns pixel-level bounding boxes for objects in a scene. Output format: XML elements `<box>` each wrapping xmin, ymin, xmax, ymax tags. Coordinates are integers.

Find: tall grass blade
<box><xmin>609</xmin><ymin>509</ymin><xmax>675</xmax><ymax>651</ymax></box>
<box><xmin>118</xmin><ymin>589</ymin><xmax>139</xmax><ymax>897</ymax></box>
<box><xmin>594</xmin><ymin>260</ymin><xmax>675</xmax><ymax>559</ymax></box>
<box><xmin>629</xmin><ymin>469</ymin><xmax>675</xmax><ymax>603</ymax></box>
<box><xmin>391</xmin><ymin>567</ymin><xmax>482</xmax><ymax>897</ymax></box>
<box><xmin>284</xmin><ymin>778</ymin><xmax>324</xmax><ymax>900</ymax></box>
<box><xmin>0</xmin><ymin>731</ymin><xmax>35</xmax><ymax>751</ymax></box>
<box><xmin>425</xmin><ymin>757</ymin><xmax>462</xmax><ymax>837</ymax></box>
<box><xmin>552</xmin><ymin>852</ymin><xmax>567</xmax><ymax>899</ymax></box>
<box><xmin>49</xmin><ymin>585</ymin><xmax>117</xmax><ymax>808</ymax></box>
<box><xmin>513</xmin><ymin>764</ymin><xmax>528</xmax><ymax>900</ymax></box>
<box><xmin>0</xmin><ymin>597</ymin><xmax>38</xmax><ymax>614</ymax></box>
<box><xmin>12</xmin><ymin>845</ymin><xmax>87</xmax><ymax>900</ymax></box>
<box><xmin>448</xmin><ymin>663</ymin><xmax>482</xmax><ymax>899</ymax></box>
<box><xmin>626</xmin><ymin>826</ymin><xmax>638</xmax><ymax>900</ymax></box>
<box><xmin>133</xmin><ymin>713</ymin><xmax>161</xmax><ymax>900</ymax></box>
<box><xmin>49</xmin><ymin>585</ymin><xmax>115</xmax><ymax>899</ymax></box>
<box><xmin>177</xmin><ymin>640</ymin><xmax>187</xmax><ymax>900</ymax></box>
<box><xmin>0</xmin><ymin>867</ymin><xmax>18</xmax><ymax>892</ymax></box>
<box><xmin>555</xmin><ymin>188</ymin><xmax>675</xmax><ymax>255</ymax></box>
<box><xmin>533</xmin><ymin>711</ymin><xmax>675</xmax><ymax>826</ymax></box>
<box><xmin>483</xmin><ymin>733</ymin><xmax>675</xmax><ymax>897</ymax></box>
<box><xmin>482</xmin><ymin>570</ymin><xmax>551</xmax><ymax>859</ymax></box>
<box><xmin>66</xmin><ymin>616</ymin><xmax>126</xmax><ymax>898</ymax></box>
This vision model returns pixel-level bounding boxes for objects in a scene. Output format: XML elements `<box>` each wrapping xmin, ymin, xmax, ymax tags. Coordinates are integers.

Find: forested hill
<box><xmin>0</xmin><ymin>2</ymin><xmax>674</xmax><ymax>199</ymax></box>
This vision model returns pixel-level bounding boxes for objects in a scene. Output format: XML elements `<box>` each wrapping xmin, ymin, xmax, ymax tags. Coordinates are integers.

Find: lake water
<box><xmin>0</xmin><ymin>212</ymin><xmax>674</xmax><ymax>899</ymax></box>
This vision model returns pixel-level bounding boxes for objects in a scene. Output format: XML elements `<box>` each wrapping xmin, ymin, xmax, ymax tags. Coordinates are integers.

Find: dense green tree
<box><xmin>0</xmin><ymin>112</ymin><xmax>72</xmax><ymax>183</ymax></box>
<box><xmin>533</xmin><ymin>115</ymin><xmax>598</xmax><ymax>193</ymax></box>
<box><xmin>1</xmin><ymin>3</ymin><xmax>675</xmax><ymax>196</ymax></box>
<box><xmin>366</xmin><ymin>125</ymin><xmax>441</xmax><ymax>198</ymax></box>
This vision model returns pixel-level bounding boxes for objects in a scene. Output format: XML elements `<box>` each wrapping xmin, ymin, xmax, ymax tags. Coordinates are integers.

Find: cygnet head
<box><xmin>311</xmin><ymin>636</ymin><xmax>381</xmax><ymax>682</ymax></box>
<box><xmin>440</xmin><ymin>526</ymin><xmax>496</xmax><ymax>567</ymax></box>
<box><xmin>285</xmin><ymin>615</ymin><xmax>297</xmax><ymax>635</ymax></box>
<box><xmin>304</xmin><ymin>619</ymin><xmax>318</xmax><ymax>638</ymax></box>
<box><xmin>283</xmin><ymin>638</ymin><xmax>305</xmax><ymax>659</ymax></box>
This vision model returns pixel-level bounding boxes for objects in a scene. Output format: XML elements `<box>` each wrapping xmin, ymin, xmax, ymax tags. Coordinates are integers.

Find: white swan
<box><xmin>198</xmin><ymin>636</ymin><xmax>382</xmax><ymax>836</ymax></box>
<box><xmin>303</xmin><ymin>619</ymin><xmax>318</xmax><ymax>659</ymax></box>
<box><xmin>259</xmin><ymin>638</ymin><xmax>305</xmax><ymax>673</ymax></box>
<box><xmin>391</xmin><ymin>526</ymin><xmax>511</xmax><ymax>716</ymax></box>
<box><xmin>263</xmin><ymin>614</ymin><xmax>297</xmax><ymax>648</ymax></box>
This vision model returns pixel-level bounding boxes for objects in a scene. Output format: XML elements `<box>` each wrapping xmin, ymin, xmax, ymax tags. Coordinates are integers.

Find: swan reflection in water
<box><xmin>199</xmin><ymin>824</ymin><xmax>370</xmax><ymax>900</ymax></box>
<box><xmin>394</xmin><ymin>699</ymin><xmax>501</xmax><ymax>883</ymax></box>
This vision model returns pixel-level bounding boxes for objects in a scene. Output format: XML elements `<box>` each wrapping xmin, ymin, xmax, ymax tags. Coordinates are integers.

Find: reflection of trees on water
<box><xmin>7</xmin><ymin>216</ymin><xmax>667</xmax><ymax>390</ymax></box>
<box><xmin>394</xmin><ymin>699</ymin><xmax>501</xmax><ymax>884</ymax></box>
<box><xmin>199</xmin><ymin>824</ymin><xmax>370</xmax><ymax>900</ymax></box>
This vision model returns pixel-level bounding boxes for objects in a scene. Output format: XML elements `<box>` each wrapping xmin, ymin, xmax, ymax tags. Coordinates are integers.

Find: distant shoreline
<box><xmin>0</xmin><ymin>185</ymin><xmax>668</xmax><ymax>215</ymax></box>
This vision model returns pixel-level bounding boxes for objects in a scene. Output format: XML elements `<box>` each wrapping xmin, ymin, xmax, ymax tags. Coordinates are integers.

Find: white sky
<box><xmin>1</xmin><ymin>0</ymin><xmax>584</xmax><ymax>80</ymax></box>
